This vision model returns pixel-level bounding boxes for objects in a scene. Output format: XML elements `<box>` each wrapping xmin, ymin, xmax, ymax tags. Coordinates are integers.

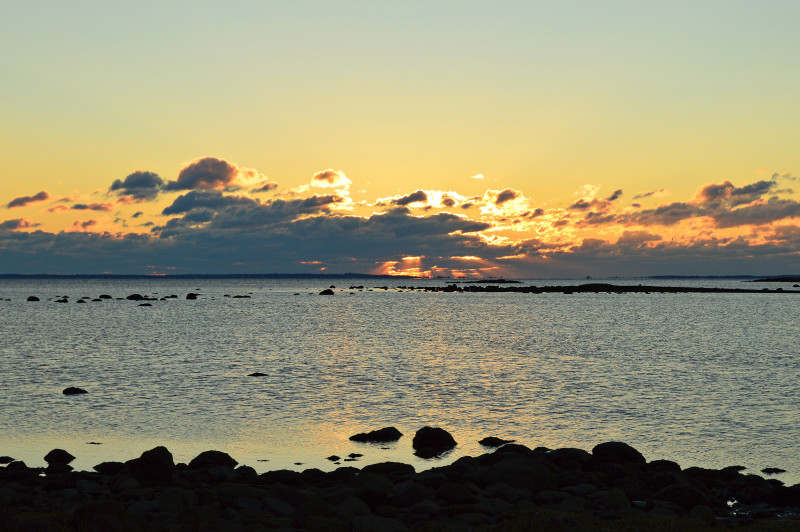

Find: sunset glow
<box><xmin>2</xmin><ymin>2</ymin><xmax>799</xmax><ymax>277</ymax></box>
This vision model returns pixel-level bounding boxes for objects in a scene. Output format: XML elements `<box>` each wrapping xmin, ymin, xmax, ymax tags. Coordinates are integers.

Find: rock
<box><xmin>478</xmin><ymin>436</ymin><xmax>515</xmax><ymax>447</ymax></box>
<box><xmin>77</xmin><ymin>299</ymin><xmax>87</xmax><ymax>304</ymax></box>
<box><xmin>63</xmin><ymin>387</ymin><xmax>88</xmax><ymax>395</ymax></box>
<box><xmin>126</xmin><ymin>293</ymin><xmax>145</xmax><ymax>300</ymax></box>
<box><xmin>44</xmin><ymin>448</ymin><xmax>75</xmax><ymax>465</ymax></box>
<box><xmin>649</xmin><ymin>459</ymin><xmax>682</xmax><ymax>473</ymax></box>
<box><xmin>412</xmin><ymin>426</ymin><xmax>457</xmax><ymax>458</ymax></box>
<box><xmin>361</xmin><ymin>461</ymin><xmax>416</xmax><ymax>479</ymax></box>
<box><xmin>591</xmin><ymin>441</ymin><xmax>646</xmax><ymax>465</ymax></box>
<box><xmin>26</xmin><ymin>296</ymin><xmax>39</xmax><ymax>302</ymax></box>
<box><xmin>319</xmin><ymin>289</ymin><xmax>335</xmax><ymax>295</ymax></box>
<box><xmin>484</xmin><ymin>456</ymin><xmax>555</xmax><ymax>492</ymax></box>
<box><xmin>99</xmin><ymin>294</ymin><xmax>112</xmax><ymax>299</ymax></box>
<box><xmin>0</xmin><ymin>456</ymin><xmax>14</xmax><ymax>464</ymax></box>
<box><xmin>232</xmin><ymin>295</ymin><xmax>250</xmax><ymax>298</ymax></box>
<box><xmin>128</xmin><ymin>446</ymin><xmax>175</xmax><ymax>483</ymax></box>
<box><xmin>688</xmin><ymin>504</ymin><xmax>716</xmax><ymax>524</ymax></box>
<box><xmin>138</xmin><ymin>303</ymin><xmax>152</xmax><ymax>306</ymax></box>
<box><xmin>247</xmin><ymin>372</ymin><xmax>267</xmax><ymax>377</ymax></box>
<box><xmin>326</xmin><ymin>455</ymin><xmax>341</xmax><ymax>462</ymax></box>
<box><xmin>189</xmin><ymin>450</ymin><xmax>238</xmax><ymax>470</ymax></box>
<box><xmin>762</xmin><ymin>467</ymin><xmax>786</xmax><ymax>475</ymax></box>
<box><xmin>94</xmin><ymin>461</ymin><xmax>126</xmax><ymax>475</ymax></box>
<box><xmin>654</xmin><ymin>484</ymin><xmax>713</xmax><ymax>511</ymax></box>
<box><xmin>186</xmin><ymin>293</ymin><xmax>199</xmax><ymax>300</ymax></box>
<box><xmin>545</xmin><ymin>447</ymin><xmax>591</xmax><ymax>465</ymax></box>
<box><xmin>55</xmin><ymin>298</ymin><xmax>68</xmax><ymax>303</ymax></box>
<box><xmin>349</xmin><ymin>427</ymin><xmax>403</xmax><ymax>443</ymax></box>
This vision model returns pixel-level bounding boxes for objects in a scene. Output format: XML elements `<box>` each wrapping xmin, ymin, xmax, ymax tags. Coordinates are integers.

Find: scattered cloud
<box><xmin>0</xmin><ymin>218</ymin><xmax>39</xmax><ymax>231</ymax></box>
<box><xmin>164</xmin><ymin>157</ymin><xmax>268</xmax><ymax>192</ymax></box>
<box><xmin>71</xmin><ymin>203</ymin><xmax>114</xmax><ymax>211</ymax></box>
<box><xmin>8</xmin><ymin>191</ymin><xmax>49</xmax><ymax>208</ymax></box>
<box><xmin>109</xmin><ymin>171</ymin><xmax>164</xmax><ymax>200</ymax></box>
<box><xmin>633</xmin><ymin>188</ymin><xmax>669</xmax><ymax>200</ymax></box>
<box><xmin>311</xmin><ymin>169</ymin><xmax>351</xmax><ymax>189</ymax></box>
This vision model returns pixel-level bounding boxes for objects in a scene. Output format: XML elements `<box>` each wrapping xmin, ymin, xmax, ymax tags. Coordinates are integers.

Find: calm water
<box><xmin>1</xmin><ymin>277</ymin><xmax>798</xmax><ymax>485</ymax></box>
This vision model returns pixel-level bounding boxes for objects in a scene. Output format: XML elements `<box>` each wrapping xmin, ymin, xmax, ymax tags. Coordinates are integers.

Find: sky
<box><xmin>2</xmin><ymin>1</ymin><xmax>800</xmax><ymax>277</ymax></box>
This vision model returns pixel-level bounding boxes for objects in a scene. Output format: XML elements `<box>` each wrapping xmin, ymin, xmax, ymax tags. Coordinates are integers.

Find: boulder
<box><xmin>44</xmin><ymin>448</ymin><xmax>75</xmax><ymax>465</ymax></box>
<box><xmin>63</xmin><ymin>387</ymin><xmax>88</xmax><ymax>395</ymax></box>
<box><xmin>412</xmin><ymin>426</ymin><xmax>457</xmax><ymax>458</ymax></box>
<box><xmin>349</xmin><ymin>427</ymin><xmax>403</xmax><ymax>443</ymax></box>
<box><xmin>189</xmin><ymin>450</ymin><xmax>238</xmax><ymax>470</ymax></box>
<box><xmin>99</xmin><ymin>294</ymin><xmax>113</xmax><ymax>299</ymax></box>
<box><xmin>128</xmin><ymin>446</ymin><xmax>175</xmax><ymax>483</ymax></box>
<box><xmin>319</xmin><ymin>289</ymin><xmax>335</xmax><ymax>295</ymax></box>
<box><xmin>247</xmin><ymin>372</ymin><xmax>267</xmax><ymax>377</ymax></box>
<box><xmin>26</xmin><ymin>296</ymin><xmax>39</xmax><ymax>302</ymax></box>
<box><xmin>591</xmin><ymin>441</ymin><xmax>646</xmax><ymax>465</ymax></box>
<box><xmin>126</xmin><ymin>294</ymin><xmax>145</xmax><ymax>301</ymax></box>
<box><xmin>186</xmin><ymin>293</ymin><xmax>199</xmax><ymax>300</ymax></box>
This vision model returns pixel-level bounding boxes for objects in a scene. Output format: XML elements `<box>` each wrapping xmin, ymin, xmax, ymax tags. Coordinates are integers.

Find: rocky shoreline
<box><xmin>2</xmin><ymin>430</ymin><xmax>799</xmax><ymax>531</ymax></box>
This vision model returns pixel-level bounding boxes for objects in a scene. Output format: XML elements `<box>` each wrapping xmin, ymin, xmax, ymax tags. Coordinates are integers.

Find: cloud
<box><xmin>633</xmin><ymin>188</ymin><xmax>668</xmax><ymax>200</ymax></box>
<box><xmin>393</xmin><ymin>190</ymin><xmax>428</xmax><ymax>206</ymax></box>
<box><xmin>694</xmin><ymin>179</ymin><xmax>778</xmax><ymax>207</ymax></box>
<box><xmin>711</xmin><ymin>198</ymin><xmax>800</xmax><ymax>228</ymax></box>
<box><xmin>8</xmin><ymin>191</ymin><xmax>49</xmax><ymax>208</ymax></box>
<box><xmin>164</xmin><ymin>157</ymin><xmax>267</xmax><ymax>191</ymax></box>
<box><xmin>132</xmin><ymin>211</ymin><xmax>144</xmax><ymax>218</ymax></box>
<box><xmin>471</xmin><ymin>173</ymin><xmax>484</xmax><ymax>179</ymax></box>
<box><xmin>71</xmin><ymin>203</ymin><xmax>114</xmax><ymax>212</ymax></box>
<box><xmin>161</xmin><ymin>191</ymin><xmax>259</xmax><ymax>215</ymax></box>
<box><xmin>616</xmin><ymin>230</ymin><xmax>662</xmax><ymax>246</ymax></box>
<box><xmin>605</xmin><ymin>189</ymin><xmax>623</xmax><ymax>202</ymax></box>
<box><xmin>0</xmin><ymin>218</ymin><xmax>39</xmax><ymax>231</ymax></box>
<box><xmin>253</xmin><ymin>182</ymin><xmax>279</xmax><ymax>192</ymax></box>
<box><xmin>109</xmin><ymin>171</ymin><xmax>164</xmax><ymax>200</ymax></box>
<box><xmin>495</xmin><ymin>188</ymin><xmax>519</xmax><ymax>206</ymax></box>
<box><xmin>311</xmin><ymin>169</ymin><xmax>351</xmax><ymax>189</ymax></box>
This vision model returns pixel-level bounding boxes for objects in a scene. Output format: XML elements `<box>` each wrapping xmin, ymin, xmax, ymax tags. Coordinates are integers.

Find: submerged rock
<box><xmin>63</xmin><ymin>387</ymin><xmax>88</xmax><ymax>395</ymax></box>
<box><xmin>349</xmin><ymin>427</ymin><xmax>403</xmax><ymax>443</ymax></box>
<box><xmin>478</xmin><ymin>436</ymin><xmax>515</xmax><ymax>447</ymax></box>
<box><xmin>412</xmin><ymin>426</ymin><xmax>457</xmax><ymax>458</ymax></box>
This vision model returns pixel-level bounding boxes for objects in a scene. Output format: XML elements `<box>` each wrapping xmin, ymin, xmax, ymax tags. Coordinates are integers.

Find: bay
<box><xmin>1</xmin><ymin>277</ymin><xmax>798</xmax><ymax>485</ymax></box>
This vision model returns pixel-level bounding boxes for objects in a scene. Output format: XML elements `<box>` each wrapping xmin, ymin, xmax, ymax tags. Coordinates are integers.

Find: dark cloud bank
<box><xmin>3</xmin><ymin>172</ymin><xmax>800</xmax><ymax>276</ymax></box>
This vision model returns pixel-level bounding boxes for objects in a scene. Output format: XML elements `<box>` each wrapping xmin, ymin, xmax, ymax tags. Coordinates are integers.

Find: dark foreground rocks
<box><xmin>1</xmin><ymin>441</ymin><xmax>799</xmax><ymax>531</ymax></box>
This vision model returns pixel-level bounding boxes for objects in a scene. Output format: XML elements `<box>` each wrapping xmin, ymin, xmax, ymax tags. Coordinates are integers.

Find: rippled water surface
<box><xmin>1</xmin><ymin>278</ymin><xmax>798</xmax><ymax>484</ymax></box>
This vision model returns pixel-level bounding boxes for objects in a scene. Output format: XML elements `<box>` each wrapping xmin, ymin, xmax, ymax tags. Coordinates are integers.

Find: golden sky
<box><xmin>2</xmin><ymin>2</ymin><xmax>800</xmax><ymax>276</ymax></box>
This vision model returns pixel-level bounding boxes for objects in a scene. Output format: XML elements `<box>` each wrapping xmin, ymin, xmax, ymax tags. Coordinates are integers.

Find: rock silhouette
<box><xmin>349</xmin><ymin>427</ymin><xmax>403</xmax><ymax>443</ymax></box>
<box><xmin>412</xmin><ymin>426</ymin><xmax>457</xmax><ymax>458</ymax></box>
<box><xmin>63</xmin><ymin>387</ymin><xmax>88</xmax><ymax>395</ymax></box>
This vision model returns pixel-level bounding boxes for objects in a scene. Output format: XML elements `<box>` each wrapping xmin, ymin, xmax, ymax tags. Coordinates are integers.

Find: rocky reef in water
<box><xmin>1</xmin><ymin>438</ymin><xmax>798</xmax><ymax>531</ymax></box>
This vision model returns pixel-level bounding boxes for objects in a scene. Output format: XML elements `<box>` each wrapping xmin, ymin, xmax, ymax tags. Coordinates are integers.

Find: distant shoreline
<box><xmin>0</xmin><ymin>273</ymin><xmax>797</xmax><ymax>281</ymax></box>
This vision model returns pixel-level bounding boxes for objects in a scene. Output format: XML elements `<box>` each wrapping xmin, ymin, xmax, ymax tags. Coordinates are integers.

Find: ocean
<box><xmin>1</xmin><ymin>277</ymin><xmax>798</xmax><ymax>486</ymax></box>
